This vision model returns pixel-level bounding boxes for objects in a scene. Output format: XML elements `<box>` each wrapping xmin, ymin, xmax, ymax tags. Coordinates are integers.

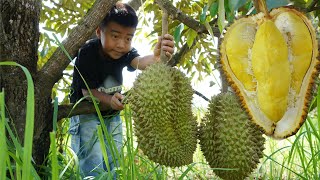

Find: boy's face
<box><xmin>96</xmin><ymin>21</ymin><xmax>135</xmax><ymax>60</ymax></box>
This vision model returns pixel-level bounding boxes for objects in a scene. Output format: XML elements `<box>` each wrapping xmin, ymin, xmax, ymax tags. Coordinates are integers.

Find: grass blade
<box><xmin>53</xmin><ymin>34</ymin><xmax>122</xmax><ymax>177</ymax></box>
<box><xmin>0</xmin><ymin>91</ymin><xmax>8</xmax><ymax>179</ymax></box>
<box><xmin>4</xmin><ymin>120</ymin><xmax>40</xmax><ymax>180</ymax></box>
<box><xmin>16</xmin><ymin>151</ymin><xmax>22</xmax><ymax>180</ymax></box>
<box><xmin>97</xmin><ymin>125</ymin><xmax>112</xmax><ymax>179</ymax></box>
<box><xmin>53</xmin><ymin>97</ymin><xmax>58</xmax><ymax>131</ymax></box>
<box><xmin>123</xmin><ymin>106</ymin><xmax>136</xmax><ymax>179</ymax></box>
<box><xmin>178</xmin><ymin>163</ymin><xmax>197</xmax><ymax>180</ymax></box>
<box><xmin>50</xmin><ymin>132</ymin><xmax>59</xmax><ymax>180</ymax></box>
<box><xmin>0</xmin><ymin>61</ymin><xmax>35</xmax><ymax>180</ymax></box>
<box><xmin>317</xmin><ymin>86</ymin><xmax>320</xmax><ymax>139</ymax></box>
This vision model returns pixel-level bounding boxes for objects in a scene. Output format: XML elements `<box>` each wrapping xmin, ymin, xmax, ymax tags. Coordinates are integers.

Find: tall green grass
<box><xmin>254</xmin><ymin>90</ymin><xmax>320</xmax><ymax>179</ymax></box>
<box><xmin>0</xmin><ymin>91</ymin><xmax>8</xmax><ymax>179</ymax></box>
<box><xmin>52</xmin><ymin>35</ymin><xmax>125</xmax><ymax>179</ymax></box>
<box><xmin>0</xmin><ymin>61</ymin><xmax>38</xmax><ymax>180</ymax></box>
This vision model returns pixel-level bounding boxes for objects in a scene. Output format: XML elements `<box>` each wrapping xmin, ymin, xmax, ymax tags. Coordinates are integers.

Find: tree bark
<box><xmin>37</xmin><ymin>0</ymin><xmax>119</xmax><ymax>90</ymax></box>
<box><xmin>0</xmin><ymin>0</ymin><xmax>119</xmax><ymax>165</ymax></box>
<box><xmin>0</xmin><ymin>0</ymin><xmax>49</xmax><ymax>165</ymax></box>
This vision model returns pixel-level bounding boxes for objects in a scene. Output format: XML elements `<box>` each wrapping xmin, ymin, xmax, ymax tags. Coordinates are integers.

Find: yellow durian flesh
<box><xmin>251</xmin><ymin>19</ymin><xmax>290</xmax><ymax>122</ymax></box>
<box><xmin>220</xmin><ymin>8</ymin><xmax>319</xmax><ymax>138</ymax></box>
<box><xmin>273</xmin><ymin>11</ymin><xmax>313</xmax><ymax>94</ymax></box>
<box><xmin>226</xmin><ymin>20</ymin><xmax>257</xmax><ymax>91</ymax></box>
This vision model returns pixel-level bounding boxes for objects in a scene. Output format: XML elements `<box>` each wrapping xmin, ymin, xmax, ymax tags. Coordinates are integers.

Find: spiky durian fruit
<box><xmin>128</xmin><ymin>62</ymin><xmax>197</xmax><ymax>167</ymax></box>
<box><xmin>199</xmin><ymin>92</ymin><xmax>265</xmax><ymax>180</ymax></box>
<box><xmin>220</xmin><ymin>7</ymin><xmax>319</xmax><ymax>138</ymax></box>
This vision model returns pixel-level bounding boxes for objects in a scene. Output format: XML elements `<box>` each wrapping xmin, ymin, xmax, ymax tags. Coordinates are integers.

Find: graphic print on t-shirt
<box><xmin>97</xmin><ymin>76</ymin><xmax>122</xmax><ymax>95</ymax></box>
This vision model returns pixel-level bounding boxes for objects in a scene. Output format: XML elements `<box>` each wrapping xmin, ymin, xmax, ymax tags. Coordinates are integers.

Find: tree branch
<box><xmin>156</xmin><ymin>0</ymin><xmax>220</xmax><ymax>66</ymax></box>
<box><xmin>169</xmin><ymin>36</ymin><xmax>199</xmax><ymax>66</ymax></box>
<box><xmin>307</xmin><ymin>6</ymin><xmax>320</xmax><ymax>12</ymax></box>
<box><xmin>127</xmin><ymin>0</ymin><xmax>146</xmax><ymax>11</ymax></box>
<box><xmin>37</xmin><ymin>0</ymin><xmax>118</xmax><ymax>91</ymax></box>
<box><xmin>194</xmin><ymin>90</ymin><xmax>210</xmax><ymax>102</ymax></box>
<box><xmin>155</xmin><ymin>0</ymin><xmax>220</xmax><ymax>36</ymax></box>
<box><xmin>253</xmin><ymin>0</ymin><xmax>269</xmax><ymax>15</ymax></box>
<box><xmin>57</xmin><ymin>101</ymin><xmax>109</xmax><ymax>120</ymax></box>
<box><xmin>58</xmin><ymin>88</ymin><xmax>210</xmax><ymax>120</ymax></box>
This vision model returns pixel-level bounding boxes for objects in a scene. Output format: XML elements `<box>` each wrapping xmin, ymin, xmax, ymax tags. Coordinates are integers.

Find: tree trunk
<box><xmin>0</xmin><ymin>0</ymin><xmax>53</xmax><ymax>165</ymax></box>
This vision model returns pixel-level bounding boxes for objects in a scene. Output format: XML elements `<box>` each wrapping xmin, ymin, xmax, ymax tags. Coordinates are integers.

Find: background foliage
<box><xmin>2</xmin><ymin>0</ymin><xmax>316</xmax><ymax>179</ymax></box>
<box><xmin>39</xmin><ymin>0</ymin><xmax>320</xmax><ymax>103</ymax></box>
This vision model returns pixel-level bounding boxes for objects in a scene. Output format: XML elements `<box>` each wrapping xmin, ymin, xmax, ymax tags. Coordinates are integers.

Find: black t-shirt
<box><xmin>70</xmin><ymin>38</ymin><xmax>139</xmax><ymax>110</ymax></box>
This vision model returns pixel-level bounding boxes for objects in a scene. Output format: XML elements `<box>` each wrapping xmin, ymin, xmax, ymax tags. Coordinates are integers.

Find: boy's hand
<box><xmin>154</xmin><ymin>34</ymin><xmax>175</xmax><ymax>61</ymax></box>
<box><xmin>110</xmin><ymin>92</ymin><xmax>124</xmax><ymax>110</ymax></box>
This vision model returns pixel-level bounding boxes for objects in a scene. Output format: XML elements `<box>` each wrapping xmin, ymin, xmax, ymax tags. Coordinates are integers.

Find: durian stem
<box><xmin>160</xmin><ymin>9</ymin><xmax>170</xmax><ymax>63</ymax></box>
<box><xmin>253</xmin><ymin>0</ymin><xmax>269</xmax><ymax>16</ymax></box>
<box><xmin>194</xmin><ymin>90</ymin><xmax>209</xmax><ymax>102</ymax></box>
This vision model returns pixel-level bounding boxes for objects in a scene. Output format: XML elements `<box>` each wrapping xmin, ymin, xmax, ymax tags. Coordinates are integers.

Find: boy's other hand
<box><xmin>110</xmin><ymin>92</ymin><xmax>124</xmax><ymax>110</ymax></box>
<box><xmin>154</xmin><ymin>34</ymin><xmax>175</xmax><ymax>61</ymax></box>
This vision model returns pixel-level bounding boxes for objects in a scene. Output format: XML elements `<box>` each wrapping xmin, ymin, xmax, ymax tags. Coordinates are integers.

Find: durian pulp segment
<box><xmin>271</xmin><ymin>8</ymin><xmax>318</xmax><ymax>138</ymax></box>
<box><xmin>274</xmin><ymin>12</ymin><xmax>313</xmax><ymax>95</ymax></box>
<box><xmin>251</xmin><ymin>20</ymin><xmax>290</xmax><ymax>122</ymax></box>
<box><xmin>226</xmin><ymin>20</ymin><xmax>257</xmax><ymax>91</ymax></box>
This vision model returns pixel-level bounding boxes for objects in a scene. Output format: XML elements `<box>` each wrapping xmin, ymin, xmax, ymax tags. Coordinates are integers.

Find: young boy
<box><xmin>69</xmin><ymin>2</ymin><xmax>174</xmax><ymax>178</ymax></box>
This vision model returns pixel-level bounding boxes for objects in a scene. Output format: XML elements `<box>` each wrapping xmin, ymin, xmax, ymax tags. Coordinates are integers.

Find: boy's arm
<box><xmin>130</xmin><ymin>34</ymin><xmax>175</xmax><ymax>70</ymax></box>
<box><xmin>82</xmin><ymin>89</ymin><xmax>124</xmax><ymax>110</ymax></box>
<box><xmin>130</xmin><ymin>55</ymin><xmax>158</xmax><ymax>70</ymax></box>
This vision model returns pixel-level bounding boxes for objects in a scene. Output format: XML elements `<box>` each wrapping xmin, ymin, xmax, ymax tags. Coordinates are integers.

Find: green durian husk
<box><xmin>199</xmin><ymin>92</ymin><xmax>265</xmax><ymax>180</ymax></box>
<box><xmin>129</xmin><ymin>62</ymin><xmax>197</xmax><ymax>167</ymax></box>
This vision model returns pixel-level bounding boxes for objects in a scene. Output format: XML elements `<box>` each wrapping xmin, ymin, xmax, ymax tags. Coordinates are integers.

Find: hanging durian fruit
<box><xmin>128</xmin><ymin>9</ymin><xmax>197</xmax><ymax>167</ymax></box>
<box><xmin>220</xmin><ymin>1</ymin><xmax>319</xmax><ymax>138</ymax></box>
<box><xmin>128</xmin><ymin>62</ymin><xmax>197</xmax><ymax>167</ymax></box>
<box><xmin>199</xmin><ymin>92</ymin><xmax>265</xmax><ymax>180</ymax></box>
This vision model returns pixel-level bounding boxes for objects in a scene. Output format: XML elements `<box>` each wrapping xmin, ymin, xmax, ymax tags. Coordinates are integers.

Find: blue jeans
<box><xmin>69</xmin><ymin>114</ymin><xmax>123</xmax><ymax>178</ymax></box>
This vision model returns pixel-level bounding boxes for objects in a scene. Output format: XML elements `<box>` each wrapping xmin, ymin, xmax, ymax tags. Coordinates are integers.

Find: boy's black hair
<box><xmin>100</xmin><ymin>2</ymin><xmax>138</xmax><ymax>29</ymax></box>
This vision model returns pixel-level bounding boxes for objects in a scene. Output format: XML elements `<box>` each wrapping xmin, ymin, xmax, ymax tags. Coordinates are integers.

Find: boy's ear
<box><xmin>96</xmin><ymin>27</ymin><xmax>101</xmax><ymax>39</ymax></box>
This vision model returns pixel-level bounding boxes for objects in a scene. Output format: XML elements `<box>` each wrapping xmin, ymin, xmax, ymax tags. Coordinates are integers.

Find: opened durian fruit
<box><xmin>128</xmin><ymin>62</ymin><xmax>197</xmax><ymax>167</ymax></box>
<box><xmin>220</xmin><ymin>4</ymin><xmax>319</xmax><ymax>139</ymax></box>
<box><xmin>199</xmin><ymin>92</ymin><xmax>265</xmax><ymax>180</ymax></box>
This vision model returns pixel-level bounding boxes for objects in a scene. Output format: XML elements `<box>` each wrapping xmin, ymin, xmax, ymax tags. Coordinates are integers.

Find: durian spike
<box><xmin>160</xmin><ymin>9</ymin><xmax>170</xmax><ymax>63</ymax></box>
<box><xmin>253</xmin><ymin>0</ymin><xmax>269</xmax><ymax>17</ymax></box>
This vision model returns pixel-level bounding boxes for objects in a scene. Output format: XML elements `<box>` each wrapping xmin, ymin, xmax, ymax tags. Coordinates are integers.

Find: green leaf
<box><xmin>218</xmin><ymin>0</ymin><xmax>226</xmax><ymax>33</ymax></box>
<box><xmin>209</xmin><ymin>2</ymin><xmax>219</xmax><ymax>17</ymax></box>
<box><xmin>266</xmin><ymin>0</ymin><xmax>289</xmax><ymax>10</ymax></box>
<box><xmin>228</xmin><ymin>0</ymin><xmax>247</xmax><ymax>12</ymax></box>
<box><xmin>204</xmin><ymin>22</ymin><xmax>215</xmax><ymax>46</ymax></box>
<box><xmin>42</xmin><ymin>27</ymin><xmax>56</xmax><ymax>32</ymax></box>
<box><xmin>185</xmin><ymin>29</ymin><xmax>197</xmax><ymax>48</ymax></box>
<box><xmin>200</xmin><ymin>5</ymin><xmax>209</xmax><ymax>23</ymax></box>
<box><xmin>225</xmin><ymin>0</ymin><xmax>235</xmax><ymax>22</ymax></box>
<box><xmin>173</xmin><ymin>23</ymin><xmax>184</xmax><ymax>46</ymax></box>
<box><xmin>291</xmin><ymin>0</ymin><xmax>308</xmax><ymax>8</ymax></box>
